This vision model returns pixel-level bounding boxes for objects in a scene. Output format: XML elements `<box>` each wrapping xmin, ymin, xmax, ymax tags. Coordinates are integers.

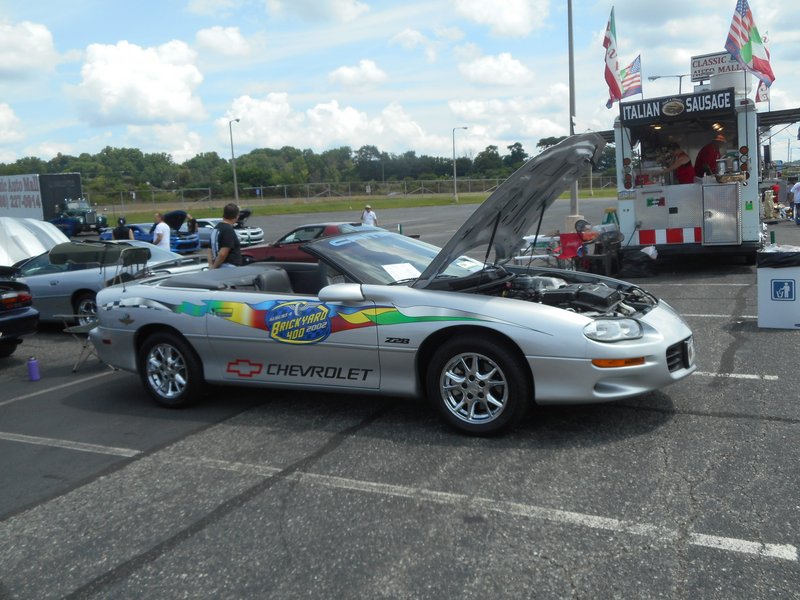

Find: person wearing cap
<box><xmin>112</xmin><ymin>216</ymin><xmax>134</xmax><ymax>240</ymax></box>
<box><xmin>361</xmin><ymin>204</ymin><xmax>378</xmax><ymax>226</ymax></box>
<box><xmin>694</xmin><ymin>134</ymin><xmax>727</xmax><ymax>178</ymax></box>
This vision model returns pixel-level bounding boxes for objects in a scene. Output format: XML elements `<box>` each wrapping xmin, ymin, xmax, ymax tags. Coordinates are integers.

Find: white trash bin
<box><xmin>756</xmin><ymin>248</ymin><xmax>800</xmax><ymax>329</ymax></box>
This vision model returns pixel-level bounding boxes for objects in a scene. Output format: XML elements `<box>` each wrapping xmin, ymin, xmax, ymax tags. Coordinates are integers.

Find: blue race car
<box><xmin>100</xmin><ymin>210</ymin><xmax>200</xmax><ymax>254</ymax></box>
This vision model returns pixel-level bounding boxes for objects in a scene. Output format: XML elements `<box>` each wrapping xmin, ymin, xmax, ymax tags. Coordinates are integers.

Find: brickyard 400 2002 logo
<box><xmin>267</xmin><ymin>301</ymin><xmax>331</xmax><ymax>344</ymax></box>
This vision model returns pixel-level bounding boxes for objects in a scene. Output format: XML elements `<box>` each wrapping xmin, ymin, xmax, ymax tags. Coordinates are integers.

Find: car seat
<box><xmin>254</xmin><ymin>269</ymin><xmax>294</xmax><ymax>293</ymax></box>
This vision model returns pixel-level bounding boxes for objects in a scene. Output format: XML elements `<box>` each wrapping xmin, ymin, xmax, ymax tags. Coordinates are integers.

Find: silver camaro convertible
<box><xmin>90</xmin><ymin>133</ymin><xmax>695</xmax><ymax>435</ymax></box>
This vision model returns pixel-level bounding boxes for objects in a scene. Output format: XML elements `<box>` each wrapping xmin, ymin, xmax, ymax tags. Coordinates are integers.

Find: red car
<box><xmin>242</xmin><ymin>222</ymin><xmax>381</xmax><ymax>263</ymax></box>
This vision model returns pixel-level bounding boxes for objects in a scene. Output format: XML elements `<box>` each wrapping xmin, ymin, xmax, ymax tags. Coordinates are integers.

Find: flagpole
<box><xmin>567</xmin><ymin>0</ymin><xmax>579</xmax><ymax>222</ymax></box>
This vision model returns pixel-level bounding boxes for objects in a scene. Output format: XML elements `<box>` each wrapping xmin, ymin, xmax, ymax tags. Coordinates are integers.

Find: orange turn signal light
<box><xmin>592</xmin><ymin>357</ymin><xmax>646</xmax><ymax>368</ymax></box>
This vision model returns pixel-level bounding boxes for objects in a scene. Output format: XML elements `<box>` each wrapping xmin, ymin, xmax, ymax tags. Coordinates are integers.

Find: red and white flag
<box><xmin>603</xmin><ymin>8</ymin><xmax>623</xmax><ymax>108</ymax></box>
<box><xmin>756</xmin><ymin>79</ymin><xmax>769</xmax><ymax>103</ymax></box>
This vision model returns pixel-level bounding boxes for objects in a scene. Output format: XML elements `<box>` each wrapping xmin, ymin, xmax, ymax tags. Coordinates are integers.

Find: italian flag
<box><xmin>724</xmin><ymin>0</ymin><xmax>775</xmax><ymax>86</ymax></box>
<box><xmin>603</xmin><ymin>7</ymin><xmax>623</xmax><ymax>107</ymax></box>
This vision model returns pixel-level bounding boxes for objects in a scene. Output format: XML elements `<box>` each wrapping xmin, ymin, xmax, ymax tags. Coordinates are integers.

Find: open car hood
<box><xmin>164</xmin><ymin>210</ymin><xmax>187</xmax><ymax>230</ymax></box>
<box><xmin>236</xmin><ymin>209</ymin><xmax>252</xmax><ymax>228</ymax></box>
<box><xmin>413</xmin><ymin>132</ymin><xmax>606</xmax><ymax>289</ymax></box>
<box><xmin>0</xmin><ymin>217</ymin><xmax>69</xmax><ymax>266</ymax></box>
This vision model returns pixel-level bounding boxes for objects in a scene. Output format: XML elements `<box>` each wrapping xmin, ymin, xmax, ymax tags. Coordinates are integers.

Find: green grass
<box><xmin>118</xmin><ymin>188</ymin><xmax>619</xmax><ymax>224</ymax></box>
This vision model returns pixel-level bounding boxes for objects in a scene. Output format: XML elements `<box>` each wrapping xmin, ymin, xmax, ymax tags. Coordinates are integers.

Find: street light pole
<box><xmin>648</xmin><ymin>74</ymin><xmax>690</xmax><ymax>94</ymax></box>
<box><xmin>228</xmin><ymin>118</ymin><xmax>240</xmax><ymax>203</ymax></box>
<box><xmin>452</xmin><ymin>126</ymin><xmax>468</xmax><ymax>203</ymax></box>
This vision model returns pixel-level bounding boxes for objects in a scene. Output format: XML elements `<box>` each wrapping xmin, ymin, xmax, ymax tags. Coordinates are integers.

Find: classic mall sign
<box><xmin>691</xmin><ymin>51</ymin><xmax>743</xmax><ymax>82</ymax></box>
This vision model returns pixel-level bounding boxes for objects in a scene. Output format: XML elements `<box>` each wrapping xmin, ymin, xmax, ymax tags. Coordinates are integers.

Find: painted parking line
<box><xmin>693</xmin><ymin>372</ymin><xmax>779</xmax><ymax>381</ymax></box>
<box><xmin>646</xmin><ymin>283</ymin><xmax>752</xmax><ymax>287</ymax></box>
<box><xmin>0</xmin><ymin>432</ymin><xmax>140</xmax><ymax>457</ymax></box>
<box><xmin>170</xmin><ymin>454</ymin><xmax>798</xmax><ymax>563</ymax></box>
<box><xmin>0</xmin><ymin>370</ymin><xmax>117</xmax><ymax>408</ymax></box>
<box><xmin>683</xmin><ymin>313</ymin><xmax>757</xmax><ymax>319</ymax></box>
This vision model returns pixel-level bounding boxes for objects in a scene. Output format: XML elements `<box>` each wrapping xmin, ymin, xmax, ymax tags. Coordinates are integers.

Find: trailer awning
<box><xmin>755</xmin><ymin>107</ymin><xmax>800</xmax><ymax>129</ymax></box>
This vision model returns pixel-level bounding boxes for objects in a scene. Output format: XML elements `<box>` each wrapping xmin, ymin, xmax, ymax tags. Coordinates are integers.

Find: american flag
<box><xmin>724</xmin><ymin>0</ymin><xmax>775</xmax><ymax>86</ymax></box>
<box><xmin>620</xmin><ymin>55</ymin><xmax>642</xmax><ymax>98</ymax></box>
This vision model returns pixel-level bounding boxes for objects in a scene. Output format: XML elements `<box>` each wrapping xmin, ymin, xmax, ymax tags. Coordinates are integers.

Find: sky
<box><xmin>2</xmin><ymin>0</ymin><xmax>799</xmax><ymax>167</ymax></box>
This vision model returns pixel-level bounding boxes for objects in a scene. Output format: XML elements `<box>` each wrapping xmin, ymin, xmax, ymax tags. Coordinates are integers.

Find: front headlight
<box><xmin>584</xmin><ymin>318</ymin><xmax>643</xmax><ymax>342</ymax></box>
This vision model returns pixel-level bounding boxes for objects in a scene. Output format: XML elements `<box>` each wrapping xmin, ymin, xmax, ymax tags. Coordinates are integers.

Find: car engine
<box><xmin>501</xmin><ymin>271</ymin><xmax>658</xmax><ymax>317</ymax></box>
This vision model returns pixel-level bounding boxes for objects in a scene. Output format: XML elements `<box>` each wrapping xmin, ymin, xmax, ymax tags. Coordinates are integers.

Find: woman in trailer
<box><xmin>661</xmin><ymin>143</ymin><xmax>695</xmax><ymax>184</ymax></box>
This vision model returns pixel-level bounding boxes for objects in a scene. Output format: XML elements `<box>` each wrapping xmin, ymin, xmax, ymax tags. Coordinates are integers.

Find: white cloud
<box><xmin>454</xmin><ymin>0</ymin><xmax>549</xmax><ymax>37</ymax></box>
<box><xmin>219</xmin><ymin>94</ymin><xmax>449</xmax><ymax>154</ymax></box>
<box><xmin>0</xmin><ymin>104</ymin><xmax>24</xmax><ymax>144</ymax></box>
<box><xmin>328</xmin><ymin>59</ymin><xmax>387</xmax><ymax>87</ymax></box>
<box><xmin>458</xmin><ymin>52</ymin><xmax>534</xmax><ymax>86</ymax></box>
<box><xmin>266</xmin><ymin>0</ymin><xmax>369</xmax><ymax>22</ymax></box>
<box><xmin>186</xmin><ymin>0</ymin><xmax>241</xmax><ymax>16</ymax></box>
<box><xmin>449</xmin><ymin>96</ymin><xmax>569</xmax><ymax>153</ymax></box>
<box><xmin>219</xmin><ymin>93</ymin><xmax>305</xmax><ymax>149</ymax></box>
<box><xmin>0</xmin><ymin>20</ymin><xmax>60</xmax><ymax>78</ymax></box>
<box><xmin>73</xmin><ymin>40</ymin><xmax>206</xmax><ymax>126</ymax></box>
<box><xmin>391</xmin><ymin>29</ymin><xmax>438</xmax><ymax>62</ymax></box>
<box><xmin>195</xmin><ymin>26</ymin><xmax>252</xmax><ymax>57</ymax></box>
<box><xmin>127</xmin><ymin>124</ymin><xmax>204</xmax><ymax>163</ymax></box>
<box><xmin>306</xmin><ymin>100</ymin><xmax>374</xmax><ymax>141</ymax></box>
<box><xmin>392</xmin><ymin>28</ymin><xmax>428</xmax><ymax>50</ymax></box>
<box><xmin>434</xmin><ymin>26</ymin><xmax>465</xmax><ymax>43</ymax></box>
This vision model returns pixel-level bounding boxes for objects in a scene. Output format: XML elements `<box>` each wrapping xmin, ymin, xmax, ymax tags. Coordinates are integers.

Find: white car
<box><xmin>191</xmin><ymin>209</ymin><xmax>264</xmax><ymax>247</ymax></box>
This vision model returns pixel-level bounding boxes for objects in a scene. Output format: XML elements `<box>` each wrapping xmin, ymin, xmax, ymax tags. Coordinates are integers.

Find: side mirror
<box><xmin>318</xmin><ymin>283</ymin><xmax>365</xmax><ymax>303</ymax></box>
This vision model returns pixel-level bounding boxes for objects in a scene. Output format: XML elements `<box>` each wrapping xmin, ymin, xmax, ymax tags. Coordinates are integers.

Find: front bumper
<box><xmin>528</xmin><ymin>303</ymin><xmax>695</xmax><ymax>404</ymax></box>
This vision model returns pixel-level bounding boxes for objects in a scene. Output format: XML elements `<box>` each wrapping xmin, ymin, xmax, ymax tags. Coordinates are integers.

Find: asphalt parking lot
<box><xmin>1</xmin><ymin>204</ymin><xmax>799</xmax><ymax>598</ymax></box>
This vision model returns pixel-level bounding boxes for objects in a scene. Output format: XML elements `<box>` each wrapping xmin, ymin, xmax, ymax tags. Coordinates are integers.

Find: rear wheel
<box><xmin>72</xmin><ymin>292</ymin><xmax>97</xmax><ymax>325</ymax></box>
<box><xmin>138</xmin><ymin>331</ymin><xmax>204</xmax><ymax>408</ymax></box>
<box><xmin>425</xmin><ymin>337</ymin><xmax>530</xmax><ymax>435</ymax></box>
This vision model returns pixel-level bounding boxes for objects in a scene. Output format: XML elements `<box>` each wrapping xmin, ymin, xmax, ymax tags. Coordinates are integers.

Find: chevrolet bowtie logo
<box><xmin>226</xmin><ymin>359</ymin><xmax>263</xmax><ymax>378</ymax></box>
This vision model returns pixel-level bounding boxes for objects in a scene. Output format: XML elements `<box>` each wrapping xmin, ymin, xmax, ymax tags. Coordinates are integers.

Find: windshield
<box><xmin>308</xmin><ymin>230</ymin><xmax>484</xmax><ymax>284</ymax></box>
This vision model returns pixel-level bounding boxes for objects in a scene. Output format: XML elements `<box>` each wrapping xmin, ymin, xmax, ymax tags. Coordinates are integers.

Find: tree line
<box><xmin>0</xmin><ymin>138</ymin><xmax>616</xmax><ymax>198</ymax></box>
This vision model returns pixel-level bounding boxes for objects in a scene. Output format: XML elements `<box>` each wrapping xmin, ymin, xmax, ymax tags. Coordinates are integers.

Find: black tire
<box><xmin>72</xmin><ymin>292</ymin><xmax>97</xmax><ymax>326</ymax></box>
<box><xmin>0</xmin><ymin>340</ymin><xmax>18</xmax><ymax>358</ymax></box>
<box><xmin>138</xmin><ymin>331</ymin><xmax>205</xmax><ymax>408</ymax></box>
<box><xmin>425</xmin><ymin>336</ymin><xmax>530</xmax><ymax>436</ymax></box>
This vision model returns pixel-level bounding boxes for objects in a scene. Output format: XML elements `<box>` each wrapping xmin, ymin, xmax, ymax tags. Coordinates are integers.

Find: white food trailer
<box><xmin>613</xmin><ymin>75</ymin><xmax>761</xmax><ymax>263</ymax></box>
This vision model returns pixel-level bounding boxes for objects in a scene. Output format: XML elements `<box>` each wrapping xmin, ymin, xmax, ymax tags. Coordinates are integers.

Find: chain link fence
<box><xmin>85</xmin><ymin>176</ymin><xmax>619</xmax><ymax>218</ymax></box>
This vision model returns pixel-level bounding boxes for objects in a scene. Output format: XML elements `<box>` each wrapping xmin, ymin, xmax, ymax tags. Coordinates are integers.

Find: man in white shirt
<box><xmin>361</xmin><ymin>204</ymin><xmax>378</xmax><ymax>226</ymax></box>
<box><xmin>152</xmin><ymin>212</ymin><xmax>171</xmax><ymax>250</ymax></box>
<box><xmin>790</xmin><ymin>178</ymin><xmax>800</xmax><ymax>223</ymax></box>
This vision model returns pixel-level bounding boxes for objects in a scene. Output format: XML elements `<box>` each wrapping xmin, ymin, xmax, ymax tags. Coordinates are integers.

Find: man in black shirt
<box><xmin>112</xmin><ymin>217</ymin><xmax>134</xmax><ymax>240</ymax></box>
<box><xmin>208</xmin><ymin>203</ymin><xmax>242</xmax><ymax>268</ymax></box>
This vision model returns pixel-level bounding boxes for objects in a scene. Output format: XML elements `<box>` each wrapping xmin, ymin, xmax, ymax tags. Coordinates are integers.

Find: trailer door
<box><xmin>702</xmin><ymin>182</ymin><xmax>742</xmax><ymax>245</ymax></box>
